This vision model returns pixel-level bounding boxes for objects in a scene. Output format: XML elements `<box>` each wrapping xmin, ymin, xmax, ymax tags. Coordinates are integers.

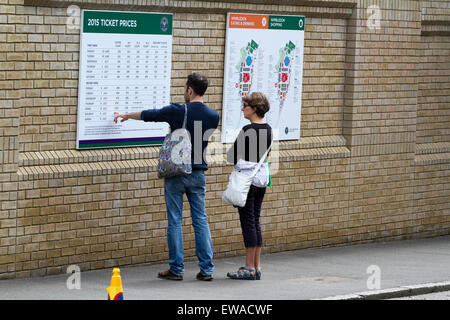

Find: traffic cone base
<box><xmin>108</xmin><ymin>292</ymin><xmax>123</xmax><ymax>300</ymax></box>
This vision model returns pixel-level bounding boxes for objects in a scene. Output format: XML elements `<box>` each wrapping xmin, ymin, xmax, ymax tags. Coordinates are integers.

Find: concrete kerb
<box><xmin>318</xmin><ymin>281</ymin><xmax>450</xmax><ymax>300</ymax></box>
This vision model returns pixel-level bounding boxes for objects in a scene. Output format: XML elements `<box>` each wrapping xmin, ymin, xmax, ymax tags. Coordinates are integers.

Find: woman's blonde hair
<box><xmin>243</xmin><ymin>92</ymin><xmax>270</xmax><ymax>118</ymax></box>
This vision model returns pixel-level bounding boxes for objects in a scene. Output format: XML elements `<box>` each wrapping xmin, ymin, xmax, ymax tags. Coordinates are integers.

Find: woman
<box><xmin>226</xmin><ymin>92</ymin><xmax>272</xmax><ymax>280</ymax></box>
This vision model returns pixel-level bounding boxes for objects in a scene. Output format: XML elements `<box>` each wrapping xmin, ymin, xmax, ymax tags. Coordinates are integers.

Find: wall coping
<box><xmin>24</xmin><ymin>0</ymin><xmax>355</xmax><ymax>18</ymax></box>
<box><xmin>17</xmin><ymin>135</ymin><xmax>351</xmax><ymax>180</ymax></box>
<box><xmin>18</xmin><ymin>135</ymin><xmax>348</xmax><ymax>167</ymax></box>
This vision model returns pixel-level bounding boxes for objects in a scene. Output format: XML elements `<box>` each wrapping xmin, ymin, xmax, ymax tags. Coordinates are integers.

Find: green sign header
<box><xmin>269</xmin><ymin>15</ymin><xmax>305</xmax><ymax>31</ymax></box>
<box><xmin>82</xmin><ymin>10</ymin><xmax>173</xmax><ymax>35</ymax></box>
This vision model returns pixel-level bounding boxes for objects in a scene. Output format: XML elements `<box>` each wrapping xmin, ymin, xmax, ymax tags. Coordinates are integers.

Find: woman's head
<box><xmin>241</xmin><ymin>92</ymin><xmax>270</xmax><ymax>120</ymax></box>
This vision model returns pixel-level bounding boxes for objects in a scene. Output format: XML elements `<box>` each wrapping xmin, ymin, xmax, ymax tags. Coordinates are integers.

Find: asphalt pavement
<box><xmin>0</xmin><ymin>235</ymin><xmax>449</xmax><ymax>300</ymax></box>
<box><xmin>390</xmin><ymin>290</ymin><xmax>450</xmax><ymax>300</ymax></box>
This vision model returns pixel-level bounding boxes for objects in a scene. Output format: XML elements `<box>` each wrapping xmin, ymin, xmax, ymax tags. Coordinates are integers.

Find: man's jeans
<box><xmin>164</xmin><ymin>170</ymin><xmax>214</xmax><ymax>276</ymax></box>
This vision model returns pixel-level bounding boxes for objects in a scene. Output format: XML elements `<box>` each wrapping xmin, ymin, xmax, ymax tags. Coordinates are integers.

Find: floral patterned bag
<box><xmin>157</xmin><ymin>104</ymin><xmax>192</xmax><ymax>178</ymax></box>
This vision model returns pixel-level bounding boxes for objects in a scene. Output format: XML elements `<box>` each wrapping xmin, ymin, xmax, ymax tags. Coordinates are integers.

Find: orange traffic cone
<box><xmin>107</xmin><ymin>268</ymin><xmax>124</xmax><ymax>300</ymax></box>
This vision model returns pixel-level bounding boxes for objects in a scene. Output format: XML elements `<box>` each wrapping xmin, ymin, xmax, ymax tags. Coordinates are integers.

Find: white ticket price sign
<box><xmin>222</xmin><ymin>13</ymin><xmax>305</xmax><ymax>143</ymax></box>
<box><xmin>77</xmin><ymin>10</ymin><xmax>173</xmax><ymax>149</ymax></box>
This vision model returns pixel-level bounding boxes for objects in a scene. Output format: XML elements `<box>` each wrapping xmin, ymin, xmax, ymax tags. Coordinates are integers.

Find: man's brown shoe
<box><xmin>196</xmin><ymin>272</ymin><xmax>213</xmax><ymax>281</ymax></box>
<box><xmin>158</xmin><ymin>269</ymin><xmax>183</xmax><ymax>281</ymax></box>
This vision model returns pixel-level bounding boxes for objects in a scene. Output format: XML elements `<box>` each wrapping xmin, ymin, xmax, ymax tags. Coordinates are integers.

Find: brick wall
<box><xmin>418</xmin><ymin>35</ymin><xmax>450</xmax><ymax>144</ymax></box>
<box><xmin>415</xmin><ymin>0</ymin><xmax>450</xmax><ymax>244</ymax></box>
<box><xmin>0</xmin><ymin>0</ymin><xmax>449</xmax><ymax>279</ymax></box>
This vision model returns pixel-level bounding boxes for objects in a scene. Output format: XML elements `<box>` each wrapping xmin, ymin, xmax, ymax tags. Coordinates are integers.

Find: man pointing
<box><xmin>113</xmin><ymin>73</ymin><xmax>220</xmax><ymax>281</ymax></box>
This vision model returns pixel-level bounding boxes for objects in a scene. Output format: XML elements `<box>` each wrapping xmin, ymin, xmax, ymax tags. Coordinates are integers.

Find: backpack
<box><xmin>157</xmin><ymin>104</ymin><xmax>192</xmax><ymax>178</ymax></box>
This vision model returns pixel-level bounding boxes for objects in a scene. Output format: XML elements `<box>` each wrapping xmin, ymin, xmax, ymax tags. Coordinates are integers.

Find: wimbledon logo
<box><xmin>160</xmin><ymin>17</ymin><xmax>169</xmax><ymax>32</ymax></box>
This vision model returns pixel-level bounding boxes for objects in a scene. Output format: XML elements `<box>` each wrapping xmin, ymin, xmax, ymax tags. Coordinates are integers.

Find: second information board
<box><xmin>222</xmin><ymin>13</ymin><xmax>305</xmax><ymax>143</ymax></box>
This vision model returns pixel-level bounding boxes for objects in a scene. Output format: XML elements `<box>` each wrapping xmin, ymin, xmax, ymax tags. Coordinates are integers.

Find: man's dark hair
<box><xmin>186</xmin><ymin>73</ymin><xmax>208</xmax><ymax>96</ymax></box>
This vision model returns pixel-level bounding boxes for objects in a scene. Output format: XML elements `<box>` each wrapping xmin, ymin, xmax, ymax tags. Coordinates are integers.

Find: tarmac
<box><xmin>0</xmin><ymin>235</ymin><xmax>449</xmax><ymax>300</ymax></box>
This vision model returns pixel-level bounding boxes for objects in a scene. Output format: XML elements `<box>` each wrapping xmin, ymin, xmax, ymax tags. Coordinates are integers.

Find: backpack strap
<box><xmin>182</xmin><ymin>104</ymin><xmax>187</xmax><ymax>128</ymax></box>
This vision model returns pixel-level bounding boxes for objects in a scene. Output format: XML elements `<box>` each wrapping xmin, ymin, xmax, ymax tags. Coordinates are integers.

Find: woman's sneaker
<box><xmin>227</xmin><ymin>267</ymin><xmax>256</xmax><ymax>280</ymax></box>
<box><xmin>255</xmin><ymin>268</ymin><xmax>261</xmax><ymax>280</ymax></box>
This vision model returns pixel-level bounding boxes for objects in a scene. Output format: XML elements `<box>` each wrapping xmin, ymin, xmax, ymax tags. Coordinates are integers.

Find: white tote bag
<box><xmin>222</xmin><ymin>142</ymin><xmax>272</xmax><ymax>207</ymax></box>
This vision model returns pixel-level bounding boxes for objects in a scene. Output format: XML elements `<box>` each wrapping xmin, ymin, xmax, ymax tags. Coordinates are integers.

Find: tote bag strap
<box><xmin>250</xmin><ymin>140</ymin><xmax>273</xmax><ymax>178</ymax></box>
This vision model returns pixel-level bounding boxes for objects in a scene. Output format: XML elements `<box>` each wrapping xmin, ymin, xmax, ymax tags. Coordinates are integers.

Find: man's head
<box><xmin>184</xmin><ymin>73</ymin><xmax>208</xmax><ymax>102</ymax></box>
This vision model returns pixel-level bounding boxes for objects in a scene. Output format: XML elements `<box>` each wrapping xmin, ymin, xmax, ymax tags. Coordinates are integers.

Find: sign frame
<box><xmin>221</xmin><ymin>12</ymin><xmax>305</xmax><ymax>143</ymax></box>
<box><xmin>76</xmin><ymin>9</ymin><xmax>173</xmax><ymax>149</ymax></box>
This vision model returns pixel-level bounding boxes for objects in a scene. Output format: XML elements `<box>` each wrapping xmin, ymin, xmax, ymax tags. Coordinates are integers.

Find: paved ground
<box><xmin>390</xmin><ymin>290</ymin><xmax>450</xmax><ymax>300</ymax></box>
<box><xmin>0</xmin><ymin>235</ymin><xmax>449</xmax><ymax>300</ymax></box>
